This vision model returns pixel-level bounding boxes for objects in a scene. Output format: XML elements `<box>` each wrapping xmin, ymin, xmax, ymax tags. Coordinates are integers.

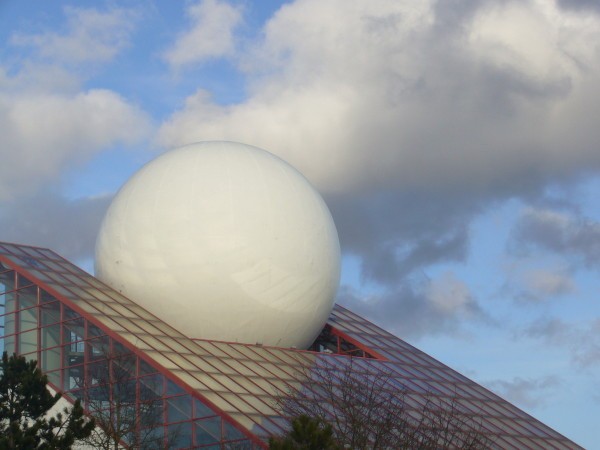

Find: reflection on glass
<box><xmin>194</xmin><ymin>398</ymin><xmax>216</xmax><ymax>419</ymax></box>
<box><xmin>224</xmin><ymin>422</ymin><xmax>245</xmax><ymax>441</ymax></box>
<box><xmin>42</xmin><ymin>346</ymin><xmax>61</xmax><ymax>373</ymax></box>
<box><xmin>167</xmin><ymin>395</ymin><xmax>192</xmax><ymax>423</ymax></box>
<box><xmin>17</xmin><ymin>274</ymin><xmax>35</xmax><ymax>288</ymax></box>
<box><xmin>169</xmin><ymin>422</ymin><xmax>191</xmax><ymax>448</ymax></box>
<box><xmin>0</xmin><ymin>270</ymin><xmax>14</xmax><ymax>295</ymax></box>
<box><xmin>195</xmin><ymin>417</ymin><xmax>221</xmax><ymax>445</ymax></box>
<box><xmin>19</xmin><ymin>305</ymin><xmax>37</xmax><ymax>333</ymax></box>
<box><xmin>19</xmin><ymin>330</ymin><xmax>37</xmax><ymax>355</ymax></box>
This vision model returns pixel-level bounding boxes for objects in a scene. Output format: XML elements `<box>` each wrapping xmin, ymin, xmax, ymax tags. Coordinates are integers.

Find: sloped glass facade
<box><xmin>0</xmin><ymin>241</ymin><xmax>583</xmax><ymax>449</ymax></box>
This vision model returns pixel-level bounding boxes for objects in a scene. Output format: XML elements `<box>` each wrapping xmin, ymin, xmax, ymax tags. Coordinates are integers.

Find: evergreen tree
<box><xmin>0</xmin><ymin>352</ymin><xmax>94</xmax><ymax>449</ymax></box>
<box><xmin>269</xmin><ymin>415</ymin><xmax>339</xmax><ymax>450</ymax></box>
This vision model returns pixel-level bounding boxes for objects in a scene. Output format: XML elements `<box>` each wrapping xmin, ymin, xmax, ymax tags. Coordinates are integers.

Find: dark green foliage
<box><xmin>269</xmin><ymin>415</ymin><xmax>339</xmax><ymax>450</ymax></box>
<box><xmin>0</xmin><ymin>352</ymin><xmax>94</xmax><ymax>449</ymax></box>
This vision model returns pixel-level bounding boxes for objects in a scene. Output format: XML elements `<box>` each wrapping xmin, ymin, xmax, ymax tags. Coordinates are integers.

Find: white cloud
<box><xmin>11</xmin><ymin>6</ymin><xmax>137</xmax><ymax>64</ymax></box>
<box><xmin>340</xmin><ymin>271</ymin><xmax>485</xmax><ymax>338</ymax></box>
<box><xmin>158</xmin><ymin>0</ymin><xmax>600</xmax><ymax>196</ymax></box>
<box><xmin>486</xmin><ymin>376</ymin><xmax>561</xmax><ymax>408</ymax></box>
<box><xmin>163</xmin><ymin>0</ymin><xmax>242</xmax><ymax>69</ymax></box>
<box><xmin>0</xmin><ymin>87</ymin><xmax>150</xmax><ymax>200</ymax></box>
<box><xmin>0</xmin><ymin>6</ymin><xmax>151</xmax><ymax>201</ymax></box>
<box><xmin>524</xmin><ymin>268</ymin><xmax>575</xmax><ymax>297</ymax></box>
<box><xmin>510</xmin><ymin>207</ymin><xmax>600</xmax><ymax>268</ymax></box>
<box><xmin>523</xmin><ymin>317</ymin><xmax>600</xmax><ymax>368</ymax></box>
<box><xmin>426</xmin><ymin>272</ymin><xmax>475</xmax><ymax>314</ymax></box>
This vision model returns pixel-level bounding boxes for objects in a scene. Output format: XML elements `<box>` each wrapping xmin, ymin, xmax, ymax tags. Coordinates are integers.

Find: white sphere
<box><xmin>95</xmin><ymin>141</ymin><xmax>341</xmax><ymax>349</ymax></box>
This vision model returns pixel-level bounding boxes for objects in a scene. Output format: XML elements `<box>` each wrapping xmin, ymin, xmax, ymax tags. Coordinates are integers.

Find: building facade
<box><xmin>0</xmin><ymin>241</ymin><xmax>581</xmax><ymax>449</ymax></box>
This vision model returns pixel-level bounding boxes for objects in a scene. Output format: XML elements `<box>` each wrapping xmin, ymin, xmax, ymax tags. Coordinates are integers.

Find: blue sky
<box><xmin>2</xmin><ymin>0</ymin><xmax>600</xmax><ymax>447</ymax></box>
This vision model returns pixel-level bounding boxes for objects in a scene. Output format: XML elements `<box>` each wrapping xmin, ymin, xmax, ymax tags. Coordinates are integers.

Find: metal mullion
<box><xmin>162</xmin><ymin>375</ymin><xmax>168</xmax><ymax>448</ymax></box>
<box><xmin>59</xmin><ymin>302</ymin><xmax>65</xmax><ymax>390</ymax></box>
<box><xmin>135</xmin><ymin>354</ymin><xmax>141</xmax><ymax>445</ymax></box>
<box><xmin>14</xmin><ymin>288</ymin><xmax>20</xmax><ymax>355</ymax></box>
<box><xmin>36</xmin><ymin>289</ymin><xmax>42</xmax><ymax>366</ymax></box>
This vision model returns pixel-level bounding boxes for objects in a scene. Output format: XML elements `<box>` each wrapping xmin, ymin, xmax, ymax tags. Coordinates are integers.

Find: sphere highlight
<box><xmin>95</xmin><ymin>141</ymin><xmax>341</xmax><ymax>349</ymax></box>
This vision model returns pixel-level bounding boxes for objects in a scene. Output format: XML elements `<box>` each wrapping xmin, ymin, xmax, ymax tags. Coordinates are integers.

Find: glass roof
<box><xmin>0</xmin><ymin>241</ymin><xmax>582</xmax><ymax>449</ymax></box>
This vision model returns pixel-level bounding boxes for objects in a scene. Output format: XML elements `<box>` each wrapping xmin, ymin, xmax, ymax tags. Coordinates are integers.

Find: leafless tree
<box><xmin>274</xmin><ymin>357</ymin><xmax>493</xmax><ymax>449</ymax></box>
<box><xmin>76</xmin><ymin>345</ymin><xmax>172</xmax><ymax>450</ymax></box>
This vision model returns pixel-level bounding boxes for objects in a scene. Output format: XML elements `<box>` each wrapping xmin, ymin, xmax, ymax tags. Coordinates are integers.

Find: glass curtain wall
<box><xmin>0</xmin><ymin>264</ymin><xmax>255</xmax><ymax>449</ymax></box>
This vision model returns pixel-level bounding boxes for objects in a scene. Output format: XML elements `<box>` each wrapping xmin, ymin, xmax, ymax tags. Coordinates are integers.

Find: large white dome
<box><xmin>95</xmin><ymin>141</ymin><xmax>341</xmax><ymax>349</ymax></box>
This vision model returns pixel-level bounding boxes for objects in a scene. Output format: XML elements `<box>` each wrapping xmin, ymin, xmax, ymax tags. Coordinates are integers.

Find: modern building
<box><xmin>0</xmin><ymin>240</ymin><xmax>581</xmax><ymax>449</ymax></box>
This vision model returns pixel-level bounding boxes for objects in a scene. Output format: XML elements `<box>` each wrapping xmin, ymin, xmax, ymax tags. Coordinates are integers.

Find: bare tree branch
<box><xmin>274</xmin><ymin>356</ymin><xmax>493</xmax><ymax>449</ymax></box>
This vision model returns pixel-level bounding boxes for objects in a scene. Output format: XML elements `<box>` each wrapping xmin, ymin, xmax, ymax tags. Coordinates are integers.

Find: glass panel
<box><xmin>40</xmin><ymin>290</ymin><xmax>57</xmax><ymax>304</ymax></box>
<box><xmin>140</xmin><ymin>359</ymin><xmax>158</xmax><ymax>375</ymax></box>
<box><xmin>64</xmin><ymin>318</ymin><xmax>85</xmax><ymax>343</ymax></box>
<box><xmin>41</xmin><ymin>323</ymin><xmax>61</xmax><ymax>348</ymax></box>
<box><xmin>19</xmin><ymin>305</ymin><xmax>37</xmax><ymax>332</ymax></box>
<box><xmin>62</xmin><ymin>273</ymin><xmax>88</xmax><ymax>287</ymax></box>
<box><xmin>64</xmin><ymin>343</ymin><xmax>85</xmax><ymax>367</ymax></box>
<box><xmin>17</xmin><ymin>287</ymin><xmax>38</xmax><ymax>311</ymax></box>
<box><xmin>156</xmin><ymin>336</ymin><xmax>193</xmax><ymax>354</ymax></box>
<box><xmin>64</xmin><ymin>364</ymin><xmax>85</xmax><ymax>390</ymax></box>
<box><xmin>138</xmin><ymin>424</ymin><xmax>165</xmax><ymax>449</ymax></box>
<box><xmin>19</xmin><ymin>330</ymin><xmax>37</xmax><ymax>355</ymax></box>
<box><xmin>0</xmin><ymin>270</ymin><xmax>15</xmax><ymax>294</ymax></box>
<box><xmin>167</xmin><ymin>379</ymin><xmax>185</xmax><ymax>396</ymax></box>
<box><xmin>195</xmin><ymin>417</ymin><xmax>221</xmax><ymax>445</ymax></box>
<box><xmin>3</xmin><ymin>334</ymin><xmax>16</xmax><ymax>355</ymax></box>
<box><xmin>194</xmin><ymin>398</ymin><xmax>217</xmax><ymax>419</ymax></box>
<box><xmin>102</xmin><ymin>302</ymin><xmax>138</xmax><ymax>318</ymax></box>
<box><xmin>167</xmin><ymin>395</ymin><xmax>192</xmax><ymax>423</ymax></box>
<box><xmin>40</xmin><ymin>301</ymin><xmax>61</xmax><ymax>326</ymax></box>
<box><xmin>140</xmin><ymin>373</ymin><xmax>165</xmax><ymax>397</ymax></box>
<box><xmin>113</xmin><ymin>379</ymin><xmax>137</xmax><ymax>404</ymax></box>
<box><xmin>87</xmin><ymin>322</ymin><xmax>106</xmax><ymax>339</ymax></box>
<box><xmin>88</xmin><ymin>359</ymin><xmax>109</xmax><ymax>386</ymax></box>
<box><xmin>41</xmin><ymin>346</ymin><xmax>61</xmax><ymax>372</ymax></box>
<box><xmin>223</xmin><ymin>422</ymin><xmax>245</xmax><ymax>441</ymax></box>
<box><xmin>224</xmin><ymin>440</ymin><xmax>251</xmax><ymax>449</ymax></box>
<box><xmin>22</xmin><ymin>350</ymin><xmax>37</xmax><ymax>362</ymax></box>
<box><xmin>88</xmin><ymin>336</ymin><xmax>110</xmax><ymax>361</ymax></box>
<box><xmin>169</xmin><ymin>422</ymin><xmax>191</xmax><ymax>448</ymax></box>
<box><xmin>40</xmin><ymin>260</ymin><xmax>67</xmax><ymax>272</ymax></box>
<box><xmin>46</xmin><ymin>369</ymin><xmax>60</xmax><ymax>388</ymax></box>
<box><xmin>38</xmin><ymin>249</ymin><xmax>58</xmax><ymax>260</ymax></box>
<box><xmin>17</xmin><ymin>274</ymin><xmax>35</xmax><ymax>288</ymax></box>
<box><xmin>86</xmin><ymin>385</ymin><xmax>111</xmax><ymax>410</ymax></box>
<box><xmin>63</xmin><ymin>306</ymin><xmax>80</xmax><ymax>321</ymax></box>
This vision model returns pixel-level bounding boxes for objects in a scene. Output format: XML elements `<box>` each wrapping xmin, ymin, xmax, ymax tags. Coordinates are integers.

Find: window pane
<box><xmin>19</xmin><ymin>305</ymin><xmax>37</xmax><ymax>332</ymax></box>
<box><xmin>169</xmin><ymin>422</ymin><xmax>192</xmax><ymax>448</ymax></box>
<box><xmin>40</xmin><ymin>323</ymin><xmax>61</xmax><ymax>349</ymax></box>
<box><xmin>46</xmin><ymin>370</ymin><xmax>60</xmax><ymax>388</ymax></box>
<box><xmin>167</xmin><ymin>395</ymin><xmax>192</xmax><ymax>423</ymax></box>
<box><xmin>64</xmin><ymin>364</ymin><xmax>84</xmax><ymax>390</ymax></box>
<box><xmin>195</xmin><ymin>417</ymin><xmax>221</xmax><ymax>445</ymax></box>
<box><xmin>167</xmin><ymin>379</ymin><xmax>185</xmax><ymax>396</ymax></box>
<box><xmin>88</xmin><ymin>359</ymin><xmax>109</xmax><ymax>386</ymax></box>
<box><xmin>3</xmin><ymin>334</ymin><xmax>15</xmax><ymax>355</ymax></box>
<box><xmin>19</xmin><ymin>330</ymin><xmax>37</xmax><ymax>355</ymax></box>
<box><xmin>40</xmin><ymin>290</ymin><xmax>57</xmax><ymax>304</ymax></box>
<box><xmin>17</xmin><ymin>274</ymin><xmax>35</xmax><ymax>288</ymax></box>
<box><xmin>194</xmin><ymin>398</ymin><xmax>216</xmax><ymax>419</ymax></box>
<box><xmin>223</xmin><ymin>422</ymin><xmax>245</xmax><ymax>440</ymax></box>
<box><xmin>40</xmin><ymin>302</ymin><xmax>60</xmax><ymax>326</ymax></box>
<box><xmin>140</xmin><ymin>374</ymin><xmax>164</xmax><ymax>397</ymax></box>
<box><xmin>41</xmin><ymin>346</ymin><xmax>61</xmax><ymax>372</ymax></box>
<box><xmin>0</xmin><ymin>270</ymin><xmax>15</xmax><ymax>294</ymax></box>
<box><xmin>140</xmin><ymin>359</ymin><xmax>158</xmax><ymax>375</ymax></box>
<box><xmin>88</xmin><ymin>336</ymin><xmax>110</xmax><ymax>361</ymax></box>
